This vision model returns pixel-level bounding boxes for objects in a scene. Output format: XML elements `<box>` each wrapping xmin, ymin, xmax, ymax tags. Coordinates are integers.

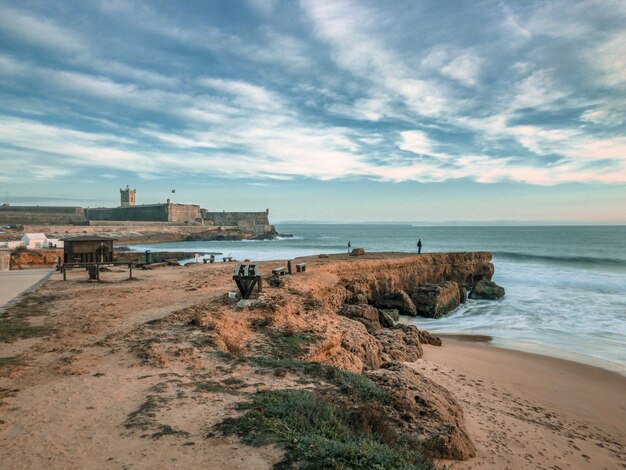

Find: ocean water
<box><xmin>131</xmin><ymin>224</ymin><xmax>626</xmax><ymax>374</ymax></box>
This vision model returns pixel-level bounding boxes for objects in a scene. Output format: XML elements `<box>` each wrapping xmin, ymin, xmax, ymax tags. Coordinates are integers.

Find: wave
<box><xmin>240</xmin><ymin>236</ymin><xmax>304</xmax><ymax>242</ymax></box>
<box><xmin>493</xmin><ymin>251</ymin><xmax>626</xmax><ymax>269</ymax></box>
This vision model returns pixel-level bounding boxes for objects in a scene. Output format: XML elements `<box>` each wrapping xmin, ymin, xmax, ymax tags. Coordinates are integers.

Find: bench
<box><xmin>272</xmin><ymin>267</ymin><xmax>286</xmax><ymax>276</ymax></box>
<box><xmin>223</xmin><ymin>256</ymin><xmax>233</xmax><ymax>262</ymax></box>
<box><xmin>296</xmin><ymin>263</ymin><xmax>307</xmax><ymax>273</ymax></box>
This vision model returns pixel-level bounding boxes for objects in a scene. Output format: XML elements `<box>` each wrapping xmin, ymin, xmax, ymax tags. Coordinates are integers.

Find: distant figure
<box><xmin>348</xmin><ymin>241</ymin><xmax>351</xmax><ymax>253</ymax></box>
<box><xmin>417</xmin><ymin>239</ymin><xmax>422</xmax><ymax>254</ymax></box>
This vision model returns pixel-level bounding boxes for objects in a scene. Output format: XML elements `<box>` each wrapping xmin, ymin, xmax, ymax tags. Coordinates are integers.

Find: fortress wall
<box><xmin>85</xmin><ymin>204</ymin><xmax>169</xmax><ymax>222</ymax></box>
<box><xmin>168</xmin><ymin>203</ymin><xmax>202</xmax><ymax>224</ymax></box>
<box><xmin>203</xmin><ymin>211</ymin><xmax>270</xmax><ymax>232</ymax></box>
<box><xmin>0</xmin><ymin>206</ymin><xmax>86</xmax><ymax>225</ymax></box>
<box><xmin>87</xmin><ymin>220</ymin><xmax>196</xmax><ymax>226</ymax></box>
<box><xmin>22</xmin><ymin>224</ymin><xmax>235</xmax><ymax>236</ymax></box>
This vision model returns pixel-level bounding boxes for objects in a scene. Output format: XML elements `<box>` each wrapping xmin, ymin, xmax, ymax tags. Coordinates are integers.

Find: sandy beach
<box><xmin>419</xmin><ymin>338</ymin><xmax>625</xmax><ymax>469</ymax></box>
<box><xmin>1</xmin><ymin>257</ymin><xmax>624</xmax><ymax>469</ymax></box>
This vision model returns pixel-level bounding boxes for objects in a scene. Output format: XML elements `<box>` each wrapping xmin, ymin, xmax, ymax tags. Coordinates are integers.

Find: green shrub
<box><xmin>249</xmin><ymin>356</ymin><xmax>390</xmax><ymax>405</ymax></box>
<box><xmin>218</xmin><ymin>389</ymin><xmax>434</xmax><ymax>470</ymax></box>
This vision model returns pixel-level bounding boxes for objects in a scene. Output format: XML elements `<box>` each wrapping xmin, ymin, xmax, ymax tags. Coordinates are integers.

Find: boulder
<box><xmin>349</xmin><ymin>248</ymin><xmax>366</xmax><ymax>256</ymax></box>
<box><xmin>411</xmin><ymin>282</ymin><xmax>460</xmax><ymax>318</ymax></box>
<box><xmin>379</xmin><ymin>308</ymin><xmax>400</xmax><ymax>322</ymax></box>
<box><xmin>378</xmin><ymin>309</ymin><xmax>399</xmax><ymax>327</ymax></box>
<box><xmin>469</xmin><ymin>280</ymin><xmax>505</xmax><ymax>300</ymax></box>
<box><xmin>378</xmin><ymin>310</ymin><xmax>397</xmax><ymax>328</ymax></box>
<box><xmin>375</xmin><ymin>290</ymin><xmax>417</xmax><ymax>316</ymax></box>
<box><xmin>346</xmin><ymin>289</ymin><xmax>369</xmax><ymax>305</ymax></box>
<box><xmin>373</xmin><ymin>324</ymin><xmax>423</xmax><ymax>362</ymax></box>
<box><xmin>337</xmin><ymin>304</ymin><xmax>381</xmax><ymax>332</ymax></box>
<box><xmin>459</xmin><ymin>286</ymin><xmax>467</xmax><ymax>304</ymax></box>
<box><xmin>365</xmin><ymin>362</ymin><xmax>476</xmax><ymax>460</ymax></box>
<box><xmin>418</xmin><ymin>329</ymin><xmax>442</xmax><ymax>347</ymax></box>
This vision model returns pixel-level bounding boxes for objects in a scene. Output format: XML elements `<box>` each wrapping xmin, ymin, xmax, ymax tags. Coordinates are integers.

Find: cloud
<box><xmin>0</xmin><ymin>0</ymin><xmax>624</xmax><ymax>190</ymax></box>
<box><xmin>441</xmin><ymin>53</ymin><xmax>482</xmax><ymax>87</ymax></box>
<box><xmin>399</xmin><ymin>130</ymin><xmax>436</xmax><ymax>156</ymax></box>
<box><xmin>0</xmin><ymin>6</ymin><xmax>84</xmax><ymax>52</ymax></box>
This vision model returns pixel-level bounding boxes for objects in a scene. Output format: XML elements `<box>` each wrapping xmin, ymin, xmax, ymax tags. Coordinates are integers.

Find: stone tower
<box><xmin>120</xmin><ymin>186</ymin><xmax>136</xmax><ymax>207</ymax></box>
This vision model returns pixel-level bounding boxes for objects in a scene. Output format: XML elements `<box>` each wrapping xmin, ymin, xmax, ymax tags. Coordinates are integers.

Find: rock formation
<box><xmin>411</xmin><ymin>281</ymin><xmax>461</xmax><ymax>318</ymax></box>
<box><xmin>366</xmin><ymin>362</ymin><xmax>477</xmax><ymax>460</ymax></box>
<box><xmin>375</xmin><ymin>290</ymin><xmax>417</xmax><ymax>316</ymax></box>
<box><xmin>469</xmin><ymin>279</ymin><xmax>505</xmax><ymax>300</ymax></box>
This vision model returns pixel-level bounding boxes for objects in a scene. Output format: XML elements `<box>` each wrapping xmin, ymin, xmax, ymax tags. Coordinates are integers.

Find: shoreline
<box><xmin>432</xmin><ymin>332</ymin><xmax>626</xmax><ymax>377</ymax></box>
<box><xmin>418</xmin><ymin>338</ymin><xmax>626</xmax><ymax>468</ymax></box>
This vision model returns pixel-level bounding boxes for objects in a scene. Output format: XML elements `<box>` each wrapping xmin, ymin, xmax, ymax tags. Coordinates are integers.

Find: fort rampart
<box><xmin>0</xmin><ymin>206</ymin><xmax>86</xmax><ymax>225</ymax></box>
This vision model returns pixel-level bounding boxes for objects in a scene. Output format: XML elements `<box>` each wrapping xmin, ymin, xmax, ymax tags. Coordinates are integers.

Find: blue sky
<box><xmin>0</xmin><ymin>0</ymin><xmax>625</xmax><ymax>223</ymax></box>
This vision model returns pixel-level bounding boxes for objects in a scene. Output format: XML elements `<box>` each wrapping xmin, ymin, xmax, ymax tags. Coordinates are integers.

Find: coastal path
<box><xmin>0</xmin><ymin>268</ymin><xmax>54</xmax><ymax>312</ymax></box>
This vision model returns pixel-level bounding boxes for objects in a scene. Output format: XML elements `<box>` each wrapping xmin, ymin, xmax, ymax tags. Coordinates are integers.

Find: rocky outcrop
<box><xmin>366</xmin><ymin>362</ymin><xmax>476</xmax><ymax>460</ymax></box>
<box><xmin>373</xmin><ymin>324</ymin><xmax>423</xmax><ymax>362</ymax></box>
<box><xmin>325</xmin><ymin>252</ymin><xmax>495</xmax><ymax>308</ymax></box>
<box><xmin>349</xmin><ymin>248</ymin><xmax>366</xmax><ymax>256</ymax></box>
<box><xmin>374</xmin><ymin>290</ymin><xmax>417</xmax><ymax>316</ymax></box>
<box><xmin>418</xmin><ymin>329</ymin><xmax>442</xmax><ymax>346</ymax></box>
<box><xmin>412</xmin><ymin>281</ymin><xmax>461</xmax><ymax>318</ymax></box>
<box><xmin>186</xmin><ymin>228</ymin><xmax>275</xmax><ymax>241</ymax></box>
<box><xmin>337</xmin><ymin>304</ymin><xmax>381</xmax><ymax>333</ymax></box>
<box><xmin>469</xmin><ymin>280</ymin><xmax>505</xmax><ymax>300</ymax></box>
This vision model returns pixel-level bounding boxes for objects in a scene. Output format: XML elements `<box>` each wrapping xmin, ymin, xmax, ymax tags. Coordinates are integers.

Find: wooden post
<box><xmin>287</xmin><ymin>260</ymin><xmax>292</xmax><ymax>275</ymax></box>
<box><xmin>63</xmin><ymin>264</ymin><xmax>66</xmax><ymax>281</ymax></box>
<box><xmin>129</xmin><ymin>263</ymin><xmax>133</xmax><ymax>279</ymax></box>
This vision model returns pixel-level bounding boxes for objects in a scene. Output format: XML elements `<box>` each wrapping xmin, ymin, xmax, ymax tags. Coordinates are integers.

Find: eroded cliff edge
<box><xmin>129</xmin><ymin>252</ymin><xmax>498</xmax><ymax>463</ymax></box>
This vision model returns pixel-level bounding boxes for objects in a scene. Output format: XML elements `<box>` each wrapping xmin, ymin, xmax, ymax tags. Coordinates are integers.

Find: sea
<box><xmin>130</xmin><ymin>224</ymin><xmax>626</xmax><ymax>375</ymax></box>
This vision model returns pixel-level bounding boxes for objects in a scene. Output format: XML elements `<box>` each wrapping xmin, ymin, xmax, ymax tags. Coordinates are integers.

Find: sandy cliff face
<box><xmin>318</xmin><ymin>252</ymin><xmax>494</xmax><ymax>306</ymax></box>
<box><xmin>10</xmin><ymin>249</ymin><xmax>62</xmax><ymax>269</ymax></box>
<box><xmin>174</xmin><ymin>253</ymin><xmax>492</xmax><ymax>459</ymax></box>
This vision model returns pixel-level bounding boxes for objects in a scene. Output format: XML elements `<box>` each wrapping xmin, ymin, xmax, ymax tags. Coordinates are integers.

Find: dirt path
<box><xmin>0</xmin><ymin>264</ymin><xmax>283</xmax><ymax>469</ymax></box>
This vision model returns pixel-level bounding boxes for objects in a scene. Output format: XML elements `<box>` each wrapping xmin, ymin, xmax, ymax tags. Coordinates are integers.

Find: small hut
<box><xmin>62</xmin><ymin>236</ymin><xmax>116</xmax><ymax>263</ymax></box>
<box><xmin>22</xmin><ymin>233</ymin><xmax>48</xmax><ymax>249</ymax></box>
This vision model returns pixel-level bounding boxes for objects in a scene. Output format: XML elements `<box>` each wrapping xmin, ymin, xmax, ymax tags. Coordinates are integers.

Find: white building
<box><xmin>22</xmin><ymin>233</ymin><xmax>48</xmax><ymax>249</ymax></box>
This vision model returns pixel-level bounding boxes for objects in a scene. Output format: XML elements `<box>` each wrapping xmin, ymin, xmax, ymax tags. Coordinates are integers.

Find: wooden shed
<box><xmin>61</xmin><ymin>236</ymin><xmax>116</xmax><ymax>263</ymax></box>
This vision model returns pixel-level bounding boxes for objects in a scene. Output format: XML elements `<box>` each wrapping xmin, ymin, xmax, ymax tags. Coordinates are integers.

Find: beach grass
<box><xmin>249</xmin><ymin>356</ymin><xmax>391</xmax><ymax>405</ymax></box>
<box><xmin>218</xmin><ymin>388</ymin><xmax>435</xmax><ymax>470</ymax></box>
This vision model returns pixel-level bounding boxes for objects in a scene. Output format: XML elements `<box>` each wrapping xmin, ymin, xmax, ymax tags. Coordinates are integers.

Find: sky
<box><xmin>0</xmin><ymin>0</ymin><xmax>625</xmax><ymax>223</ymax></box>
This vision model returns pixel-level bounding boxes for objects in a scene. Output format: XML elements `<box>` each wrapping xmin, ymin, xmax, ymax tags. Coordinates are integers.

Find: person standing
<box><xmin>417</xmin><ymin>239</ymin><xmax>422</xmax><ymax>254</ymax></box>
<box><xmin>348</xmin><ymin>241</ymin><xmax>352</xmax><ymax>254</ymax></box>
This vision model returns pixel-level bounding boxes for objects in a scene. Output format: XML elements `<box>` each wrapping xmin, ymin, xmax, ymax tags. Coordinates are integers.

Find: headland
<box><xmin>0</xmin><ymin>252</ymin><xmax>623</xmax><ymax>469</ymax></box>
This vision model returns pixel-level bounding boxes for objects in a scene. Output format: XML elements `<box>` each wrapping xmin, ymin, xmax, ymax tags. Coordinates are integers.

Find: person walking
<box><xmin>348</xmin><ymin>241</ymin><xmax>352</xmax><ymax>254</ymax></box>
<box><xmin>417</xmin><ymin>239</ymin><xmax>422</xmax><ymax>254</ymax></box>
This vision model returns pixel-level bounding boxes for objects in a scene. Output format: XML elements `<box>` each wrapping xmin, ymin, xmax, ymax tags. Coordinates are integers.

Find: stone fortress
<box><xmin>0</xmin><ymin>187</ymin><xmax>276</xmax><ymax>239</ymax></box>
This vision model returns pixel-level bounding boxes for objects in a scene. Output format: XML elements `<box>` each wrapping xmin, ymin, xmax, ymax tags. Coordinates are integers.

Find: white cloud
<box><xmin>441</xmin><ymin>53</ymin><xmax>482</xmax><ymax>87</ymax></box>
<box><xmin>0</xmin><ymin>7</ymin><xmax>84</xmax><ymax>52</ymax></box>
<box><xmin>399</xmin><ymin>130</ymin><xmax>436</xmax><ymax>156</ymax></box>
<box><xmin>302</xmin><ymin>0</ymin><xmax>448</xmax><ymax>118</ymax></box>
